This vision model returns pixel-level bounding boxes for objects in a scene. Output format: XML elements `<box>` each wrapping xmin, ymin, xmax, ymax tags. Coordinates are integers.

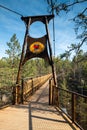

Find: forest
<box><xmin>0</xmin><ymin>33</ymin><xmax>87</xmax><ymax>96</ymax></box>
<box><xmin>0</xmin><ymin>33</ymin><xmax>87</xmax><ymax>130</ymax></box>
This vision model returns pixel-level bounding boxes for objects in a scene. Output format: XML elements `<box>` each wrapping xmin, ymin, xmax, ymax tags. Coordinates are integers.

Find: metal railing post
<box><xmin>21</xmin><ymin>79</ymin><xmax>24</xmax><ymax>104</ymax></box>
<box><xmin>15</xmin><ymin>85</ymin><xmax>20</xmax><ymax>104</ymax></box>
<box><xmin>31</xmin><ymin>78</ymin><xmax>33</xmax><ymax>94</ymax></box>
<box><xmin>12</xmin><ymin>86</ymin><xmax>16</xmax><ymax>105</ymax></box>
<box><xmin>52</xmin><ymin>84</ymin><xmax>54</xmax><ymax>105</ymax></box>
<box><xmin>49</xmin><ymin>79</ymin><xmax>52</xmax><ymax>105</ymax></box>
<box><xmin>72</xmin><ymin>93</ymin><xmax>76</xmax><ymax>123</ymax></box>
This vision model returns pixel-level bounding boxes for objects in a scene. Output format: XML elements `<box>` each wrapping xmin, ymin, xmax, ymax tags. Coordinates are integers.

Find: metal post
<box><xmin>45</xmin><ymin>17</ymin><xmax>56</xmax><ymax>86</ymax></box>
<box><xmin>12</xmin><ymin>86</ymin><xmax>16</xmax><ymax>105</ymax></box>
<box><xmin>15</xmin><ymin>85</ymin><xmax>20</xmax><ymax>104</ymax></box>
<box><xmin>31</xmin><ymin>78</ymin><xmax>33</xmax><ymax>94</ymax></box>
<box><xmin>15</xmin><ymin>18</ymin><xmax>31</xmax><ymax>104</ymax></box>
<box><xmin>52</xmin><ymin>84</ymin><xmax>54</xmax><ymax>105</ymax></box>
<box><xmin>72</xmin><ymin>93</ymin><xmax>76</xmax><ymax>123</ymax></box>
<box><xmin>50</xmin><ymin>0</ymin><xmax>55</xmax><ymax>56</ymax></box>
<box><xmin>49</xmin><ymin>79</ymin><xmax>52</xmax><ymax>105</ymax></box>
<box><xmin>21</xmin><ymin>79</ymin><xmax>24</xmax><ymax>104</ymax></box>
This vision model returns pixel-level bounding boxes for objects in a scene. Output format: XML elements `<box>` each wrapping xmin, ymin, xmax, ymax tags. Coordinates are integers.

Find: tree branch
<box><xmin>65</xmin><ymin>0</ymin><xmax>87</xmax><ymax>8</ymax></box>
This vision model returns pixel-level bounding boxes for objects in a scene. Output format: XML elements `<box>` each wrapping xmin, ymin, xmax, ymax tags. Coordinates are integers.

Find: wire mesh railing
<box><xmin>49</xmin><ymin>78</ymin><xmax>87</xmax><ymax>130</ymax></box>
<box><xmin>58</xmin><ymin>87</ymin><xmax>87</xmax><ymax>130</ymax></box>
<box><xmin>0</xmin><ymin>73</ymin><xmax>52</xmax><ymax>107</ymax></box>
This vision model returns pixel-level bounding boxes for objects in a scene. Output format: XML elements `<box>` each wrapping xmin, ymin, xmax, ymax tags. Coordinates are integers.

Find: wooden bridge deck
<box><xmin>0</xmin><ymin>81</ymin><xmax>80</xmax><ymax>130</ymax></box>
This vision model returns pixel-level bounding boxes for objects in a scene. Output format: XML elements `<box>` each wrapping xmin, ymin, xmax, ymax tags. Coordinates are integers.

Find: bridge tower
<box><xmin>14</xmin><ymin>15</ymin><xmax>56</xmax><ymax>104</ymax></box>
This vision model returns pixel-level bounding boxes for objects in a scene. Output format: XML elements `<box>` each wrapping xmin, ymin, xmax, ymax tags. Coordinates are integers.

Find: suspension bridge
<box><xmin>0</xmin><ymin>6</ymin><xmax>87</xmax><ymax>129</ymax></box>
<box><xmin>0</xmin><ymin>74</ymin><xmax>87</xmax><ymax>130</ymax></box>
<box><xmin>0</xmin><ymin>74</ymin><xmax>81</xmax><ymax>130</ymax></box>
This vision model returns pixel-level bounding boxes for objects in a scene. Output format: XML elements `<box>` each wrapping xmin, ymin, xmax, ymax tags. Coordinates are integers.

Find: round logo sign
<box><xmin>29</xmin><ymin>42</ymin><xmax>45</xmax><ymax>54</ymax></box>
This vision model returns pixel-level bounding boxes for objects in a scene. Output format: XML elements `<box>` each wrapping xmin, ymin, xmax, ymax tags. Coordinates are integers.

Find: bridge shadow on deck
<box><xmin>26</xmin><ymin>81</ymin><xmax>78</xmax><ymax>130</ymax></box>
<box><xmin>29</xmin><ymin>102</ymin><xmax>67</xmax><ymax>130</ymax></box>
<box><xmin>0</xmin><ymin>81</ymin><xmax>80</xmax><ymax>130</ymax></box>
<box><xmin>12</xmin><ymin>81</ymin><xmax>78</xmax><ymax>130</ymax></box>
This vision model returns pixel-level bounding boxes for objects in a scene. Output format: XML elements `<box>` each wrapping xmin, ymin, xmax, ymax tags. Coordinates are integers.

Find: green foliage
<box><xmin>5</xmin><ymin>34</ymin><xmax>21</xmax><ymax>68</ymax></box>
<box><xmin>0</xmin><ymin>33</ymin><xmax>87</xmax><ymax>96</ymax></box>
<box><xmin>22</xmin><ymin>58</ymin><xmax>51</xmax><ymax>78</ymax></box>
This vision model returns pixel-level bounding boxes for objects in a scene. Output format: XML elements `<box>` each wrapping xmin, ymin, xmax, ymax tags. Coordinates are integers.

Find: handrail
<box><xmin>23</xmin><ymin>73</ymin><xmax>51</xmax><ymax>80</ymax></box>
<box><xmin>21</xmin><ymin>74</ymin><xmax>52</xmax><ymax>103</ymax></box>
<box><xmin>58</xmin><ymin>87</ymin><xmax>87</xmax><ymax>98</ymax></box>
<box><xmin>57</xmin><ymin>87</ymin><xmax>87</xmax><ymax>130</ymax></box>
<box><xmin>0</xmin><ymin>74</ymin><xmax>52</xmax><ymax>107</ymax></box>
<box><xmin>49</xmin><ymin>78</ymin><xmax>87</xmax><ymax>130</ymax></box>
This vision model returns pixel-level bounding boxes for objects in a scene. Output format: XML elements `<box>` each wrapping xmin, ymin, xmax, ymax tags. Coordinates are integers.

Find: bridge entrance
<box><xmin>14</xmin><ymin>15</ymin><xmax>56</xmax><ymax>104</ymax></box>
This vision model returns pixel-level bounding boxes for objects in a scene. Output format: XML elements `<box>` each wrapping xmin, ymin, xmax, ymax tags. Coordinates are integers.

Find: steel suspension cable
<box><xmin>0</xmin><ymin>4</ymin><xmax>23</xmax><ymax>17</ymax></box>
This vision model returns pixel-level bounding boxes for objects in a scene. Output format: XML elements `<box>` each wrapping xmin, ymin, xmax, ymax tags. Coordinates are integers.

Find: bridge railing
<box><xmin>58</xmin><ymin>87</ymin><xmax>87</xmax><ymax>130</ymax></box>
<box><xmin>49</xmin><ymin>78</ymin><xmax>87</xmax><ymax>130</ymax></box>
<box><xmin>21</xmin><ymin>74</ymin><xmax>52</xmax><ymax>103</ymax></box>
<box><xmin>0</xmin><ymin>74</ymin><xmax>52</xmax><ymax>107</ymax></box>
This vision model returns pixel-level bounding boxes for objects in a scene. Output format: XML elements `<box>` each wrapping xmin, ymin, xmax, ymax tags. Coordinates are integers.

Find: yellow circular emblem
<box><xmin>30</xmin><ymin>42</ymin><xmax>45</xmax><ymax>54</ymax></box>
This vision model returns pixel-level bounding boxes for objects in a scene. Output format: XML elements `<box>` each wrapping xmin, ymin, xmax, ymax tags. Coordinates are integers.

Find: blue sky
<box><xmin>0</xmin><ymin>0</ymin><xmax>87</xmax><ymax>59</ymax></box>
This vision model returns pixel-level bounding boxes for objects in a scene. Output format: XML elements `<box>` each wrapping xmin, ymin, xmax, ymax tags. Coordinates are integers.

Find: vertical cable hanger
<box><xmin>50</xmin><ymin>0</ymin><xmax>56</xmax><ymax>57</ymax></box>
<box><xmin>50</xmin><ymin>0</ymin><xmax>57</xmax><ymax>86</ymax></box>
